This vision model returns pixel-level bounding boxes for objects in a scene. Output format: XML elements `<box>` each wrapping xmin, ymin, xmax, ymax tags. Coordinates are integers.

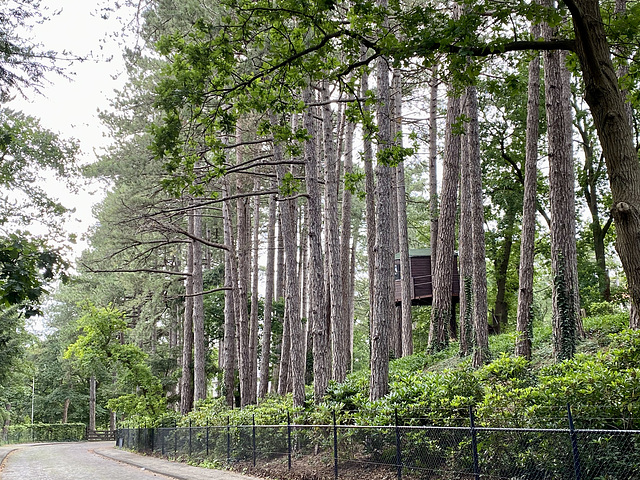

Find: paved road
<box><xmin>0</xmin><ymin>442</ymin><xmax>165</xmax><ymax>480</ymax></box>
<box><xmin>0</xmin><ymin>442</ymin><xmax>258</xmax><ymax>480</ymax></box>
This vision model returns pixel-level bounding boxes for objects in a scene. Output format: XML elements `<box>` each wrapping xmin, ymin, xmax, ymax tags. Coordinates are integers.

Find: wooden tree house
<box><xmin>394</xmin><ymin>248</ymin><xmax>461</xmax><ymax>306</ymax></box>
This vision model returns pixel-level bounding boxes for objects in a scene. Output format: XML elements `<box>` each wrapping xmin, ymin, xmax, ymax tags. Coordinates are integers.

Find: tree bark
<box><xmin>222</xmin><ymin>181</ymin><xmax>237</xmax><ymax>407</ymax></box>
<box><xmin>273</xmin><ymin>125</ymin><xmax>305</xmax><ymax>407</ymax></box>
<box><xmin>89</xmin><ymin>375</ymin><xmax>97</xmax><ymax>432</ymax></box>
<box><xmin>322</xmin><ymin>81</ymin><xmax>347</xmax><ymax>384</ymax></box>
<box><xmin>340</xmin><ymin>118</ymin><xmax>356</xmax><ymax>369</ymax></box>
<box><xmin>429</xmin><ymin>88</ymin><xmax>461</xmax><ymax>351</ymax></box>
<box><xmin>543</xmin><ymin>13</ymin><xmax>581</xmax><ymax>361</ymax></box>
<box><xmin>493</xmin><ymin>207</ymin><xmax>517</xmax><ymax>332</ymax></box>
<box><xmin>179</xmin><ymin>227</ymin><xmax>194</xmax><ymax>414</ymax></box>
<box><xmin>429</xmin><ymin>67</ymin><xmax>439</xmax><ymax>259</ymax></box>
<box><xmin>467</xmin><ymin>85</ymin><xmax>490</xmax><ymax>367</ymax></box>
<box><xmin>393</xmin><ymin>68</ymin><xmax>413</xmax><ymax>358</ymax></box>
<box><xmin>459</xmin><ymin>99</ymin><xmax>473</xmax><ymax>358</ymax></box>
<box><xmin>258</xmin><ymin>187</ymin><xmax>277</xmax><ymax>398</ymax></box>
<box><xmin>192</xmin><ymin>204</ymin><xmax>206</xmax><ymax>404</ymax></box>
<box><xmin>62</xmin><ymin>398</ymin><xmax>70</xmax><ymax>424</ymax></box>
<box><xmin>235</xmin><ymin>157</ymin><xmax>253</xmax><ymax>406</ymax></box>
<box><xmin>301</xmin><ymin>91</ymin><xmax>328</xmax><ymax>403</ymax></box>
<box><xmin>515</xmin><ymin>30</ymin><xmax>541</xmax><ymax>360</ymax></box>
<box><xmin>250</xmin><ymin>178</ymin><xmax>261</xmax><ymax>401</ymax></box>
<box><xmin>370</xmin><ymin>41</ymin><xmax>394</xmax><ymax>401</ymax></box>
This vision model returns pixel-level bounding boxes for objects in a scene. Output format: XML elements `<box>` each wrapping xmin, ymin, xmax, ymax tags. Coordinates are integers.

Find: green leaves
<box><xmin>64</xmin><ymin>302</ymin><xmax>166</xmax><ymax>418</ymax></box>
<box><xmin>0</xmin><ymin>108</ymin><xmax>79</xmax><ymax>230</ymax></box>
<box><xmin>0</xmin><ymin>233</ymin><xmax>67</xmax><ymax>317</ymax></box>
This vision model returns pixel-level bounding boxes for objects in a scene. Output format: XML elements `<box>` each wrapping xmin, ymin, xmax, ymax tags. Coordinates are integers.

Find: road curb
<box><xmin>0</xmin><ymin>447</ymin><xmax>18</xmax><ymax>477</ymax></box>
<box><xmin>93</xmin><ymin>447</ymin><xmax>260</xmax><ymax>480</ymax></box>
<box><xmin>93</xmin><ymin>448</ymin><xmax>185</xmax><ymax>480</ymax></box>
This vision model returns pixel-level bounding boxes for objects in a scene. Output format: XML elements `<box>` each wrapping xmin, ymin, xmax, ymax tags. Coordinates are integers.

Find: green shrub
<box><xmin>582</xmin><ymin>312</ymin><xmax>628</xmax><ymax>336</ymax></box>
<box><xmin>2</xmin><ymin>423</ymin><xmax>86</xmax><ymax>444</ymax></box>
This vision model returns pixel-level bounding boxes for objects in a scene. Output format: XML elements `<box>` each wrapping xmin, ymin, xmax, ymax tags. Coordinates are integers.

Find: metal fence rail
<box><xmin>117</xmin><ymin>409</ymin><xmax>640</xmax><ymax>480</ymax></box>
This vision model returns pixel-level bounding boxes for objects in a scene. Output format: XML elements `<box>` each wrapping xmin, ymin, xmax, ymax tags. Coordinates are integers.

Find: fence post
<box><xmin>567</xmin><ymin>405</ymin><xmax>582</xmax><ymax>480</ymax></box>
<box><xmin>189</xmin><ymin>419</ymin><xmax>192</xmax><ymax>457</ymax></box>
<box><xmin>287</xmin><ymin>411</ymin><xmax>292</xmax><ymax>470</ymax></box>
<box><xmin>394</xmin><ymin>409</ymin><xmax>402</xmax><ymax>480</ymax></box>
<box><xmin>252</xmin><ymin>414</ymin><xmax>257</xmax><ymax>467</ymax></box>
<box><xmin>333</xmin><ymin>410</ymin><xmax>339</xmax><ymax>480</ymax></box>
<box><xmin>469</xmin><ymin>406</ymin><xmax>480</xmax><ymax>480</ymax></box>
<box><xmin>206</xmin><ymin>425</ymin><xmax>210</xmax><ymax>457</ymax></box>
<box><xmin>227</xmin><ymin>416</ymin><xmax>231</xmax><ymax>464</ymax></box>
<box><xmin>174</xmin><ymin>420</ymin><xmax>177</xmax><ymax>456</ymax></box>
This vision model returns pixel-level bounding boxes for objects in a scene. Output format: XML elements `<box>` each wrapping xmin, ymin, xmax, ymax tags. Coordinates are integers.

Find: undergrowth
<box><xmin>128</xmin><ymin>312</ymin><xmax>638</xmax><ymax>431</ymax></box>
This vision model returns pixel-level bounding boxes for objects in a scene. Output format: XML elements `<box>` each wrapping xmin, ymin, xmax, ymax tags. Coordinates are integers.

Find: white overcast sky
<box><xmin>9</xmin><ymin>0</ymin><xmax>133</xmax><ymax>256</ymax></box>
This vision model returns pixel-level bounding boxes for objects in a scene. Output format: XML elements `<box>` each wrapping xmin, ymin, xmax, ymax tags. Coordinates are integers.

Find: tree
<box><xmin>515</xmin><ymin>44</ymin><xmax>542</xmax><ymax>360</ymax></box>
<box><xmin>0</xmin><ymin>234</ymin><xmax>67</xmax><ymax>317</ymax></box>
<box><xmin>429</xmin><ymin>87</ymin><xmax>461</xmax><ymax>351</ymax></box>
<box><xmin>543</xmin><ymin>9</ymin><xmax>581</xmax><ymax>361</ymax></box>
<box><xmin>394</xmin><ymin>69</ymin><xmax>414</xmax><ymax>358</ymax></box>
<box><xmin>562</xmin><ymin>0</ymin><xmax>640</xmax><ymax>321</ymax></box>
<box><xmin>466</xmin><ymin>85</ymin><xmax>490</xmax><ymax>367</ymax></box>
<box><xmin>0</xmin><ymin>108</ymin><xmax>79</xmax><ymax>231</ymax></box>
<box><xmin>144</xmin><ymin>0</ymin><xmax>640</xmax><ymax>400</ymax></box>
<box><xmin>369</xmin><ymin>1</ymin><xmax>394</xmax><ymax>399</ymax></box>
<box><xmin>0</xmin><ymin>1</ymin><xmax>66</xmax><ymax>99</ymax></box>
<box><xmin>64</xmin><ymin>303</ymin><xmax>165</xmax><ymax>427</ymax></box>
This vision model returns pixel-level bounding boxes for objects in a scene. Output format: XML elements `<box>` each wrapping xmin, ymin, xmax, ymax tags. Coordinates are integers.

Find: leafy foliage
<box><xmin>1</xmin><ymin>423</ymin><xmax>86</xmax><ymax>445</ymax></box>
<box><xmin>0</xmin><ymin>233</ymin><xmax>67</xmax><ymax>317</ymax></box>
<box><xmin>0</xmin><ymin>108</ymin><xmax>79</xmax><ymax>229</ymax></box>
<box><xmin>64</xmin><ymin>303</ymin><xmax>167</xmax><ymax>419</ymax></box>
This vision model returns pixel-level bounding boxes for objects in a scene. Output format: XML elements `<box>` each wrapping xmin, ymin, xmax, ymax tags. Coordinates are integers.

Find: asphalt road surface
<box><xmin>0</xmin><ymin>442</ymin><xmax>166</xmax><ymax>480</ymax></box>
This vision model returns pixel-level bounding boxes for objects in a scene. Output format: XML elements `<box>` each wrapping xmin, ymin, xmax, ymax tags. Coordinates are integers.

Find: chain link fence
<box><xmin>117</xmin><ymin>408</ymin><xmax>640</xmax><ymax>480</ymax></box>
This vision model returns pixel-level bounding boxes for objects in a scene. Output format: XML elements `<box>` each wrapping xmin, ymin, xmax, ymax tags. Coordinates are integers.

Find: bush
<box><xmin>2</xmin><ymin>423</ymin><xmax>86</xmax><ymax>444</ymax></box>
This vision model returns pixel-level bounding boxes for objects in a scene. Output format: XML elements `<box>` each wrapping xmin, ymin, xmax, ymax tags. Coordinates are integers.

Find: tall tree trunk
<box><xmin>323</xmin><ymin>82</ymin><xmax>347</xmax><ymax>383</ymax></box>
<box><xmin>222</xmin><ymin>181</ymin><xmax>237</xmax><ymax>407</ymax></box>
<box><xmin>459</xmin><ymin>105</ymin><xmax>473</xmax><ymax>358</ymax></box>
<box><xmin>467</xmin><ymin>85</ymin><xmax>490</xmax><ymax>367</ymax></box>
<box><xmin>277</xmin><ymin>303</ymin><xmax>291</xmax><ymax>395</ymax></box>
<box><xmin>361</xmin><ymin>47</ymin><xmax>377</xmax><ymax>362</ymax></box>
<box><xmin>276</xmin><ymin>214</ymin><xmax>285</xmax><ymax>302</ymax></box>
<box><xmin>543</xmin><ymin>13</ymin><xmax>581</xmax><ymax>361</ymax></box>
<box><xmin>393</xmin><ymin>68</ymin><xmax>413</xmax><ymax>358</ymax></box>
<box><xmin>515</xmin><ymin>29</ymin><xmax>541</xmax><ymax>360</ymax></box>
<box><xmin>370</xmin><ymin>36</ymin><xmax>394</xmax><ymax>401</ymax></box>
<box><xmin>571</xmin><ymin>84</ymin><xmax>614</xmax><ymax>304</ymax></box>
<box><xmin>89</xmin><ymin>375</ymin><xmax>97</xmax><ymax>431</ymax></box>
<box><xmin>493</xmin><ymin>207</ymin><xmax>517</xmax><ymax>332</ymax></box>
<box><xmin>259</xmin><ymin>187</ymin><xmax>277</xmax><ymax>398</ymax></box>
<box><xmin>429</xmin><ymin>88</ymin><xmax>461</xmax><ymax>351</ymax></box>
<box><xmin>250</xmin><ymin>178</ymin><xmax>261</xmax><ymax>401</ymax></box>
<box><xmin>349</xmin><ymin>231</ymin><xmax>358</xmax><ymax>370</ymax></box>
<box><xmin>340</xmin><ymin>119</ymin><xmax>355</xmax><ymax>370</ymax></box>
<box><xmin>273</xmin><ymin>126</ymin><xmax>305</xmax><ymax>407</ymax></box>
<box><xmin>179</xmin><ymin>226</ymin><xmax>194</xmax><ymax>414</ymax></box>
<box><xmin>615</xmin><ymin>0</ymin><xmax>633</xmax><ymax>129</ymax></box>
<box><xmin>62</xmin><ymin>398</ymin><xmax>70</xmax><ymax>424</ymax></box>
<box><xmin>300</xmin><ymin>92</ymin><xmax>328</xmax><ymax>402</ymax></box>
<box><xmin>429</xmin><ymin>67</ymin><xmax>439</xmax><ymax>258</ymax></box>
<box><xmin>192</xmin><ymin>204</ymin><xmax>206</xmax><ymax>404</ymax></box>
<box><xmin>235</xmin><ymin>167</ymin><xmax>253</xmax><ymax>405</ymax></box>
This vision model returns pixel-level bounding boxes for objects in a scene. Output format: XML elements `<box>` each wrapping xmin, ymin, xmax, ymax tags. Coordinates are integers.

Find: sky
<box><xmin>8</xmin><ymin>0</ymin><xmax>132</xmax><ymax>257</ymax></box>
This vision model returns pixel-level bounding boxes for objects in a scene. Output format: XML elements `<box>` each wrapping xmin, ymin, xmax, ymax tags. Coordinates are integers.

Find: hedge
<box><xmin>1</xmin><ymin>423</ymin><xmax>86</xmax><ymax>444</ymax></box>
